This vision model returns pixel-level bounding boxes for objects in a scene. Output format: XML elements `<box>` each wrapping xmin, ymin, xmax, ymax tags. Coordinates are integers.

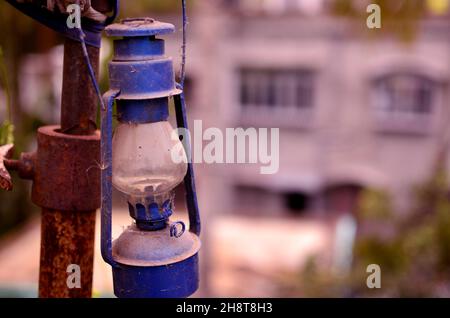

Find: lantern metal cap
<box><xmin>105</xmin><ymin>18</ymin><xmax>175</xmax><ymax>37</ymax></box>
<box><xmin>112</xmin><ymin>224</ymin><xmax>201</xmax><ymax>267</ymax></box>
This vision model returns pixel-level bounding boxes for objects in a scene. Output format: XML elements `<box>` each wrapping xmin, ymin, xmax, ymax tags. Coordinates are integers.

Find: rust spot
<box><xmin>39</xmin><ymin>208</ymin><xmax>96</xmax><ymax>298</ymax></box>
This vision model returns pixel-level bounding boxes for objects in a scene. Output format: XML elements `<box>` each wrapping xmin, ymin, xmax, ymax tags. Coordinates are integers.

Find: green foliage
<box><xmin>278</xmin><ymin>256</ymin><xmax>351</xmax><ymax>297</ymax></box>
<box><xmin>355</xmin><ymin>237</ymin><xmax>407</xmax><ymax>274</ymax></box>
<box><xmin>0</xmin><ymin>46</ymin><xmax>14</xmax><ymax>145</ymax></box>
<box><xmin>352</xmin><ymin>168</ymin><xmax>450</xmax><ymax>296</ymax></box>
<box><xmin>414</xmin><ymin>166</ymin><xmax>448</xmax><ymax>214</ymax></box>
<box><xmin>435</xmin><ymin>201</ymin><xmax>450</xmax><ymax>270</ymax></box>
<box><xmin>358</xmin><ymin>189</ymin><xmax>393</xmax><ymax>220</ymax></box>
<box><xmin>0</xmin><ymin>121</ymin><xmax>14</xmax><ymax>145</ymax></box>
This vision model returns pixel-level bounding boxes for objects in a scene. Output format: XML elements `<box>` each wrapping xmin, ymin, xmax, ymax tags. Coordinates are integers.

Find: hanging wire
<box><xmin>69</xmin><ymin>0</ymin><xmax>105</xmax><ymax>110</ymax></box>
<box><xmin>179</xmin><ymin>0</ymin><xmax>187</xmax><ymax>88</ymax></box>
<box><xmin>78</xmin><ymin>27</ymin><xmax>106</xmax><ymax>110</ymax></box>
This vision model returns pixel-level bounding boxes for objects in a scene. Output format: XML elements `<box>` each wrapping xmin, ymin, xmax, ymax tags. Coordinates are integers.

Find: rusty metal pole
<box><xmin>60</xmin><ymin>40</ymin><xmax>99</xmax><ymax>135</ymax></box>
<box><xmin>38</xmin><ymin>1</ymin><xmax>113</xmax><ymax>298</ymax></box>
<box><xmin>0</xmin><ymin>0</ymin><xmax>116</xmax><ymax>298</ymax></box>
<box><xmin>37</xmin><ymin>41</ymin><xmax>99</xmax><ymax>298</ymax></box>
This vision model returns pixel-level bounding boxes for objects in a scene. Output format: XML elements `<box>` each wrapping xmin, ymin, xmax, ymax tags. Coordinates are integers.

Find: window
<box><xmin>374</xmin><ymin>74</ymin><xmax>434</xmax><ymax>115</ymax></box>
<box><xmin>372</xmin><ymin>74</ymin><xmax>437</xmax><ymax>134</ymax></box>
<box><xmin>239</xmin><ymin>68</ymin><xmax>315</xmax><ymax>110</ymax></box>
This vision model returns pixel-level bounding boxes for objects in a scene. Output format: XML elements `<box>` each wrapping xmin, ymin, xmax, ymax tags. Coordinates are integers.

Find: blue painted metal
<box><xmin>117</xmin><ymin>99</ymin><xmax>169</xmax><ymax>124</ymax></box>
<box><xmin>105</xmin><ymin>18</ymin><xmax>181</xmax><ymax>101</ymax></box>
<box><xmin>179</xmin><ymin>0</ymin><xmax>188</xmax><ymax>87</ymax></box>
<box><xmin>174</xmin><ymin>0</ymin><xmax>201</xmax><ymax>235</ymax></box>
<box><xmin>113</xmin><ymin>38</ymin><xmax>165</xmax><ymax>61</ymax></box>
<box><xmin>111</xmin><ymin>224</ymin><xmax>200</xmax><ymax>267</ymax></box>
<box><xmin>5</xmin><ymin>0</ymin><xmax>119</xmax><ymax>48</ymax></box>
<box><xmin>101</xmin><ymin>15</ymin><xmax>201</xmax><ymax>298</ymax></box>
<box><xmin>170</xmin><ymin>221</ymin><xmax>186</xmax><ymax>238</ymax></box>
<box><xmin>111</xmin><ymin>223</ymin><xmax>200</xmax><ymax>298</ymax></box>
<box><xmin>109</xmin><ymin>59</ymin><xmax>181</xmax><ymax>100</ymax></box>
<box><xmin>112</xmin><ymin>254</ymin><xmax>199</xmax><ymax>298</ymax></box>
<box><xmin>128</xmin><ymin>200</ymin><xmax>173</xmax><ymax>231</ymax></box>
<box><xmin>105</xmin><ymin>18</ymin><xmax>175</xmax><ymax>37</ymax></box>
<box><xmin>174</xmin><ymin>91</ymin><xmax>201</xmax><ymax>236</ymax></box>
<box><xmin>101</xmin><ymin>89</ymin><xmax>121</xmax><ymax>269</ymax></box>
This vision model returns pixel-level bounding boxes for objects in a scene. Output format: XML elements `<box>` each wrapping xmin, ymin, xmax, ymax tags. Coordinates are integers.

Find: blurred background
<box><xmin>1</xmin><ymin>0</ymin><xmax>450</xmax><ymax>297</ymax></box>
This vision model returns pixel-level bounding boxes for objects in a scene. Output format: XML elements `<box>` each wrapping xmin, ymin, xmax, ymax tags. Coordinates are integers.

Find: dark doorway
<box><xmin>284</xmin><ymin>192</ymin><xmax>310</xmax><ymax>215</ymax></box>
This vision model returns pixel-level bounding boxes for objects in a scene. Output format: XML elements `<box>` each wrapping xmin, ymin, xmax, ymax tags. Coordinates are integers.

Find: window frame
<box><xmin>237</xmin><ymin>67</ymin><xmax>317</xmax><ymax>128</ymax></box>
<box><xmin>370</xmin><ymin>73</ymin><xmax>439</xmax><ymax>135</ymax></box>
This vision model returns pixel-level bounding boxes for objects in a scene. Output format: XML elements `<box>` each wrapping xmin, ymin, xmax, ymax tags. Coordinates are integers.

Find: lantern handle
<box><xmin>174</xmin><ymin>90</ymin><xmax>201</xmax><ymax>236</ymax></box>
<box><xmin>100</xmin><ymin>89</ymin><xmax>121</xmax><ymax>268</ymax></box>
<box><xmin>173</xmin><ymin>0</ymin><xmax>201</xmax><ymax>236</ymax></box>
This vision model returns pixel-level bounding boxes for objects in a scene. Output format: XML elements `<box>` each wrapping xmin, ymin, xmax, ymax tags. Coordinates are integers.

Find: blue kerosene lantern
<box><xmin>100</xmin><ymin>18</ymin><xmax>201</xmax><ymax>298</ymax></box>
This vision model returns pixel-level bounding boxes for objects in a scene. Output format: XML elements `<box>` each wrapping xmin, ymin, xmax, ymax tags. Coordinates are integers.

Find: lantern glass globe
<box><xmin>112</xmin><ymin>121</ymin><xmax>187</xmax><ymax>198</ymax></box>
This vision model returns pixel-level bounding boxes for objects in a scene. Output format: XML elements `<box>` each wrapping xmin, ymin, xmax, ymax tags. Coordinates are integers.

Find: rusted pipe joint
<box><xmin>18</xmin><ymin>152</ymin><xmax>35</xmax><ymax>180</ymax></box>
<box><xmin>32</xmin><ymin>125</ymin><xmax>101</xmax><ymax>211</ymax></box>
<box><xmin>4</xmin><ymin>152</ymin><xmax>35</xmax><ymax>176</ymax></box>
<box><xmin>4</xmin><ymin>152</ymin><xmax>35</xmax><ymax>180</ymax></box>
<box><xmin>1</xmin><ymin>144</ymin><xmax>35</xmax><ymax>190</ymax></box>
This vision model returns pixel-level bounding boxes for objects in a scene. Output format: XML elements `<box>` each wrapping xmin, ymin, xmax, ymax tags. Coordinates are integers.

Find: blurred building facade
<box><xmin>179</xmin><ymin>0</ymin><xmax>450</xmax><ymax>219</ymax></box>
